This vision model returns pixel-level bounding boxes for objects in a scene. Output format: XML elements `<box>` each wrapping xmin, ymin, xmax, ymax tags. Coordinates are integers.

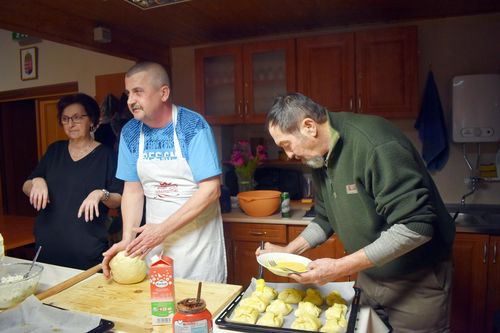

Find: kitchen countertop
<box><xmin>223</xmin><ymin>202</ymin><xmax>500</xmax><ymax>234</ymax></box>
<box><xmin>222</xmin><ymin>201</ymin><xmax>313</xmax><ymax>225</ymax></box>
<box><xmin>3</xmin><ymin>256</ymin><xmax>388</xmax><ymax>333</ymax></box>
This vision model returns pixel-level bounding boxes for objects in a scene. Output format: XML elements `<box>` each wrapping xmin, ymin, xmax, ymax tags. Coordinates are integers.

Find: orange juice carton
<box><xmin>150</xmin><ymin>255</ymin><xmax>175</xmax><ymax>325</ymax></box>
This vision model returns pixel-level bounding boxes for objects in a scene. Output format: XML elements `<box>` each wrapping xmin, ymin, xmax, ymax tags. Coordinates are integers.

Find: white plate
<box><xmin>257</xmin><ymin>252</ymin><xmax>312</xmax><ymax>277</ymax></box>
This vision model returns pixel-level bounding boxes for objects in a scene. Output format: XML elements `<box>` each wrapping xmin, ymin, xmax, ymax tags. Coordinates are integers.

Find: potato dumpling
<box><xmin>239</xmin><ymin>295</ymin><xmax>269</xmax><ymax>312</ymax></box>
<box><xmin>266</xmin><ymin>299</ymin><xmax>293</xmax><ymax>316</ymax></box>
<box><xmin>109</xmin><ymin>250</ymin><xmax>147</xmax><ymax>284</ymax></box>
<box><xmin>320</xmin><ymin>317</ymin><xmax>348</xmax><ymax>333</ymax></box>
<box><xmin>294</xmin><ymin>301</ymin><xmax>322</xmax><ymax>318</ymax></box>
<box><xmin>232</xmin><ymin>305</ymin><xmax>259</xmax><ymax>324</ymax></box>
<box><xmin>291</xmin><ymin>313</ymin><xmax>321</xmax><ymax>331</ymax></box>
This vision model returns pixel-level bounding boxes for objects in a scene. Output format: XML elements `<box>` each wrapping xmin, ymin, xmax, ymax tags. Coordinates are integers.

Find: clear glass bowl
<box><xmin>0</xmin><ymin>262</ymin><xmax>44</xmax><ymax>309</ymax></box>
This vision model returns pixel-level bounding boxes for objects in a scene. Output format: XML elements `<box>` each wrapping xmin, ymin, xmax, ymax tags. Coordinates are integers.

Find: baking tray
<box><xmin>46</xmin><ymin>304</ymin><xmax>115</xmax><ymax>333</ymax></box>
<box><xmin>216</xmin><ymin>279</ymin><xmax>361</xmax><ymax>333</ymax></box>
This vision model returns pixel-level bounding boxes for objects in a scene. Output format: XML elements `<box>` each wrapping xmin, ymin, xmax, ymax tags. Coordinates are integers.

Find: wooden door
<box><xmin>195</xmin><ymin>45</ymin><xmax>244</xmax><ymax>125</ymax></box>
<box><xmin>243</xmin><ymin>39</ymin><xmax>296</xmax><ymax>124</ymax></box>
<box><xmin>37</xmin><ymin>99</ymin><xmax>67</xmax><ymax>158</ymax></box>
<box><xmin>95</xmin><ymin>73</ymin><xmax>126</xmax><ymax>104</ymax></box>
<box><xmin>0</xmin><ymin>100</ymin><xmax>38</xmax><ymax>216</ymax></box>
<box><xmin>451</xmin><ymin>233</ymin><xmax>489</xmax><ymax>333</ymax></box>
<box><xmin>297</xmin><ymin>33</ymin><xmax>355</xmax><ymax>113</ymax></box>
<box><xmin>355</xmin><ymin>26</ymin><xmax>418</xmax><ymax>118</ymax></box>
<box><xmin>486</xmin><ymin>236</ymin><xmax>500</xmax><ymax>333</ymax></box>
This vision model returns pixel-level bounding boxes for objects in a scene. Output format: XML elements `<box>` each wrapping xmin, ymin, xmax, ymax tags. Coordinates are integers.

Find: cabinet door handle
<box><xmin>244</xmin><ymin>101</ymin><xmax>248</xmax><ymax>116</ymax></box>
<box><xmin>493</xmin><ymin>241</ymin><xmax>497</xmax><ymax>264</ymax></box>
<box><xmin>249</xmin><ymin>231</ymin><xmax>267</xmax><ymax>236</ymax></box>
<box><xmin>483</xmin><ymin>243</ymin><xmax>488</xmax><ymax>264</ymax></box>
<box><xmin>357</xmin><ymin>97</ymin><xmax>362</xmax><ymax>113</ymax></box>
<box><xmin>349</xmin><ymin>97</ymin><xmax>353</xmax><ymax>111</ymax></box>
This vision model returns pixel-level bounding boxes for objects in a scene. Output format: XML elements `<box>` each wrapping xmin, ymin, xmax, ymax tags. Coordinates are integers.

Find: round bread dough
<box><xmin>110</xmin><ymin>251</ymin><xmax>147</xmax><ymax>284</ymax></box>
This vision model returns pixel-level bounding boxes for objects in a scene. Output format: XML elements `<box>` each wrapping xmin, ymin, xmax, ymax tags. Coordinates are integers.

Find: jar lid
<box><xmin>176</xmin><ymin>298</ymin><xmax>206</xmax><ymax>314</ymax></box>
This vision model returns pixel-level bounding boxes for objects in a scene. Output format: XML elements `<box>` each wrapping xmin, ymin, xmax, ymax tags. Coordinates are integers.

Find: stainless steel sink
<box><xmin>449</xmin><ymin>212</ymin><xmax>487</xmax><ymax>225</ymax></box>
<box><xmin>482</xmin><ymin>213</ymin><xmax>500</xmax><ymax>224</ymax></box>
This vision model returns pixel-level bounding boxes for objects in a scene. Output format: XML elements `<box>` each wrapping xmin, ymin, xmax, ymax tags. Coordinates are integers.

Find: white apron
<box><xmin>137</xmin><ymin>106</ymin><xmax>227</xmax><ymax>283</ymax></box>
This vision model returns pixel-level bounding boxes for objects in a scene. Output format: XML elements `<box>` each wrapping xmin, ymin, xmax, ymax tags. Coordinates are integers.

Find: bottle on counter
<box><xmin>281</xmin><ymin>192</ymin><xmax>291</xmax><ymax>218</ymax></box>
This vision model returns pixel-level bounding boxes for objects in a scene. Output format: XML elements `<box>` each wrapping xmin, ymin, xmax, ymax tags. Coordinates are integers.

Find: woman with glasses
<box><xmin>22</xmin><ymin>93</ymin><xmax>124</xmax><ymax>270</ymax></box>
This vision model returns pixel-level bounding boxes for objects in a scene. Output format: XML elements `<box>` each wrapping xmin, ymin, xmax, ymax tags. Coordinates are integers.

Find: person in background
<box><xmin>102</xmin><ymin>62</ymin><xmax>226</xmax><ymax>283</ymax></box>
<box><xmin>94</xmin><ymin>93</ymin><xmax>120</xmax><ymax>152</ymax></box>
<box><xmin>256</xmin><ymin>93</ymin><xmax>455</xmax><ymax>332</ymax></box>
<box><xmin>22</xmin><ymin>93</ymin><xmax>123</xmax><ymax>270</ymax></box>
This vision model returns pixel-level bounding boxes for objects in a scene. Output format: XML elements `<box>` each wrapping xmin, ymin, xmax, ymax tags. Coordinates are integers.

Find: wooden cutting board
<box><xmin>43</xmin><ymin>274</ymin><xmax>242</xmax><ymax>332</ymax></box>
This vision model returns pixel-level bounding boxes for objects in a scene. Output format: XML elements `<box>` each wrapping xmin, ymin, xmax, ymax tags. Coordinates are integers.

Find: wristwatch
<box><xmin>101</xmin><ymin>189</ymin><xmax>110</xmax><ymax>202</ymax></box>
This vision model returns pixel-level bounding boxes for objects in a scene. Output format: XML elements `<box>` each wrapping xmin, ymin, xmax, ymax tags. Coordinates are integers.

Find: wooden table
<box><xmin>0</xmin><ymin>215</ymin><xmax>34</xmax><ymax>250</ymax></box>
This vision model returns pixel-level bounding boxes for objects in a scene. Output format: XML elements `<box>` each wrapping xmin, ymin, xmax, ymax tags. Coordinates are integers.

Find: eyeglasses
<box><xmin>61</xmin><ymin>114</ymin><xmax>88</xmax><ymax>124</ymax></box>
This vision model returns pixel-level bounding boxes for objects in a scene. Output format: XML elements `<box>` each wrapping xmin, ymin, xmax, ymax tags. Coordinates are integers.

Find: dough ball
<box><xmin>266</xmin><ymin>299</ymin><xmax>293</xmax><ymax>316</ymax></box>
<box><xmin>325</xmin><ymin>303</ymin><xmax>348</xmax><ymax>320</ymax></box>
<box><xmin>325</xmin><ymin>290</ymin><xmax>347</xmax><ymax>306</ymax></box>
<box><xmin>320</xmin><ymin>317</ymin><xmax>348</xmax><ymax>333</ymax></box>
<box><xmin>278</xmin><ymin>288</ymin><xmax>305</xmax><ymax>304</ymax></box>
<box><xmin>240</xmin><ymin>295</ymin><xmax>269</xmax><ymax>312</ymax></box>
<box><xmin>303</xmin><ymin>288</ymin><xmax>323</xmax><ymax>306</ymax></box>
<box><xmin>256</xmin><ymin>311</ymin><xmax>284</xmax><ymax>327</ymax></box>
<box><xmin>290</xmin><ymin>313</ymin><xmax>321</xmax><ymax>331</ymax></box>
<box><xmin>294</xmin><ymin>301</ymin><xmax>322</xmax><ymax>318</ymax></box>
<box><xmin>110</xmin><ymin>250</ymin><xmax>147</xmax><ymax>284</ymax></box>
<box><xmin>232</xmin><ymin>305</ymin><xmax>259</xmax><ymax>324</ymax></box>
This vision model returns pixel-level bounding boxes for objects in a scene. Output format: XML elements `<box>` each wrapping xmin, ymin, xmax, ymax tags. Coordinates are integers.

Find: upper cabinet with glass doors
<box><xmin>195</xmin><ymin>39</ymin><xmax>296</xmax><ymax>125</ymax></box>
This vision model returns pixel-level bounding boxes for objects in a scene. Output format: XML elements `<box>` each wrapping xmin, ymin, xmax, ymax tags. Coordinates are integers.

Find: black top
<box><xmin>28</xmin><ymin>141</ymin><xmax>123</xmax><ymax>269</ymax></box>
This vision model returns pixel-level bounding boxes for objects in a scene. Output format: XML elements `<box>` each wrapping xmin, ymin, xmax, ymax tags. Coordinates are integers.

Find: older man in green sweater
<box><xmin>258</xmin><ymin>93</ymin><xmax>455</xmax><ymax>332</ymax></box>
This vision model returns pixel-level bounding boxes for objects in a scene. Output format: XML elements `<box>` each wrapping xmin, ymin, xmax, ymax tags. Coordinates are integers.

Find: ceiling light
<box><xmin>124</xmin><ymin>0</ymin><xmax>190</xmax><ymax>10</ymax></box>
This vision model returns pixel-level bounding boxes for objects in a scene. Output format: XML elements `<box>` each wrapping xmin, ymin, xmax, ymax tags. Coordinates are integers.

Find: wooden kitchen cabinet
<box><xmin>224</xmin><ymin>222</ymin><xmax>355</xmax><ymax>286</ymax></box>
<box><xmin>451</xmin><ymin>233</ymin><xmax>500</xmax><ymax>333</ymax></box>
<box><xmin>288</xmin><ymin>225</ymin><xmax>353</xmax><ymax>281</ymax></box>
<box><xmin>297</xmin><ymin>26</ymin><xmax>417</xmax><ymax>118</ymax></box>
<box><xmin>195</xmin><ymin>39</ymin><xmax>295</xmax><ymax>125</ymax></box>
<box><xmin>224</xmin><ymin>222</ymin><xmax>289</xmax><ymax>286</ymax></box>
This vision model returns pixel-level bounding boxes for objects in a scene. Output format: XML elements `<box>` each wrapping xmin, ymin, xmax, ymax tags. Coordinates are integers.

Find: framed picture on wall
<box><xmin>20</xmin><ymin>47</ymin><xmax>38</xmax><ymax>80</ymax></box>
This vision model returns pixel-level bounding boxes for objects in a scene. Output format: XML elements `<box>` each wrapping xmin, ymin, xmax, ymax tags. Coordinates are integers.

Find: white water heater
<box><xmin>452</xmin><ymin>74</ymin><xmax>500</xmax><ymax>142</ymax></box>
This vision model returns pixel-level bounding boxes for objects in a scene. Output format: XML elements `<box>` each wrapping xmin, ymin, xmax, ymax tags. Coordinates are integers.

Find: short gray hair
<box><xmin>266</xmin><ymin>93</ymin><xmax>328</xmax><ymax>133</ymax></box>
<box><xmin>126</xmin><ymin>62</ymin><xmax>171</xmax><ymax>88</ymax></box>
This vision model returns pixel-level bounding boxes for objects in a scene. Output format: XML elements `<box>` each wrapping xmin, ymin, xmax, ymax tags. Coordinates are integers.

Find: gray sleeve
<box><xmin>364</xmin><ymin>224</ymin><xmax>431</xmax><ymax>266</ymax></box>
<box><xmin>299</xmin><ymin>222</ymin><xmax>329</xmax><ymax>248</ymax></box>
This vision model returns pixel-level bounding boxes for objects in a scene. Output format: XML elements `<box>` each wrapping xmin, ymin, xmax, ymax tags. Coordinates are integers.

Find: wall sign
<box><xmin>20</xmin><ymin>47</ymin><xmax>38</xmax><ymax>81</ymax></box>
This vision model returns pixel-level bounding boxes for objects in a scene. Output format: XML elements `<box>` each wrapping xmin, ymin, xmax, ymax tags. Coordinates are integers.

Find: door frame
<box><xmin>0</xmin><ymin>82</ymin><xmax>78</xmax><ymax>215</ymax></box>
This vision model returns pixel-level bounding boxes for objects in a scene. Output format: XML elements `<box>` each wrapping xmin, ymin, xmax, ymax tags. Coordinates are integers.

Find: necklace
<box><xmin>69</xmin><ymin>139</ymin><xmax>94</xmax><ymax>160</ymax></box>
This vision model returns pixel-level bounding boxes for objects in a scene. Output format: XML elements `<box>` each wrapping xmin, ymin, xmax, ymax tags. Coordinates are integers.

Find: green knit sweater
<box><xmin>311</xmin><ymin>112</ymin><xmax>455</xmax><ymax>278</ymax></box>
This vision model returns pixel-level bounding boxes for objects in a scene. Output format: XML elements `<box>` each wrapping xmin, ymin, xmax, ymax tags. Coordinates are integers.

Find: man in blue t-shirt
<box><xmin>102</xmin><ymin>62</ymin><xmax>227</xmax><ymax>283</ymax></box>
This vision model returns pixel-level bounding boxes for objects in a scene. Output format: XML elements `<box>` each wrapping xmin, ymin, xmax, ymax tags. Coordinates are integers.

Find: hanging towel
<box><xmin>414</xmin><ymin>70</ymin><xmax>449</xmax><ymax>172</ymax></box>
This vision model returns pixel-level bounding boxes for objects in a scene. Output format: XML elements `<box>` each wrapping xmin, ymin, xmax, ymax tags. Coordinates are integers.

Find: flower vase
<box><xmin>237</xmin><ymin>173</ymin><xmax>254</xmax><ymax>193</ymax></box>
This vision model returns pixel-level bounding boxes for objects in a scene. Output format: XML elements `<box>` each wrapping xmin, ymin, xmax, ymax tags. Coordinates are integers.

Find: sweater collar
<box><xmin>325</xmin><ymin>112</ymin><xmax>341</xmax><ymax>167</ymax></box>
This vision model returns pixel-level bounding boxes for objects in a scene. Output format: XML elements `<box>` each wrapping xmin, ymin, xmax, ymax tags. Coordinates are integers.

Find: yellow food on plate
<box><xmin>290</xmin><ymin>313</ymin><xmax>321</xmax><ymax>331</ymax></box>
<box><xmin>303</xmin><ymin>288</ymin><xmax>323</xmax><ymax>306</ymax></box>
<box><xmin>274</xmin><ymin>260</ymin><xmax>308</xmax><ymax>273</ymax></box>
<box><xmin>256</xmin><ymin>311</ymin><xmax>284</xmax><ymax>327</ymax></box>
<box><xmin>252</xmin><ymin>279</ymin><xmax>278</xmax><ymax>300</ymax></box>
<box><xmin>294</xmin><ymin>301</ymin><xmax>322</xmax><ymax>318</ymax></box>
<box><xmin>320</xmin><ymin>317</ymin><xmax>348</xmax><ymax>333</ymax></box>
<box><xmin>278</xmin><ymin>288</ymin><xmax>305</xmax><ymax>304</ymax></box>
<box><xmin>325</xmin><ymin>290</ymin><xmax>347</xmax><ymax>306</ymax></box>
<box><xmin>232</xmin><ymin>305</ymin><xmax>259</xmax><ymax>324</ymax></box>
<box><xmin>266</xmin><ymin>299</ymin><xmax>293</xmax><ymax>316</ymax></box>
<box><xmin>325</xmin><ymin>303</ymin><xmax>349</xmax><ymax>320</ymax></box>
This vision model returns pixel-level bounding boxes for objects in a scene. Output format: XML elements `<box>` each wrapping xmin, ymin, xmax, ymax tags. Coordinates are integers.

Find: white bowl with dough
<box><xmin>110</xmin><ymin>251</ymin><xmax>147</xmax><ymax>284</ymax></box>
<box><xmin>257</xmin><ymin>252</ymin><xmax>311</xmax><ymax>277</ymax></box>
<box><xmin>0</xmin><ymin>262</ymin><xmax>44</xmax><ymax>309</ymax></box>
